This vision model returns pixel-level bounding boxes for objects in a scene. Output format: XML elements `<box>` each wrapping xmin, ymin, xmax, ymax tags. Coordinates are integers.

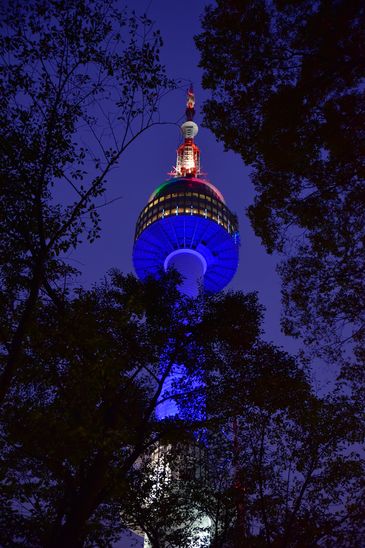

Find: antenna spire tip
<box><xmin>186</xmin><ymin>84</ymin><xmax>195</xmax><ymax>121</ymax></box>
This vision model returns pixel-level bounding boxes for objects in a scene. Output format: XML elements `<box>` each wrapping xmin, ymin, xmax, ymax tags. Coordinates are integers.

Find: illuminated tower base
<box><xmin>132</xmin><ymin>87</ymin><xmax>239</xmax><ymax>547</ymax></box>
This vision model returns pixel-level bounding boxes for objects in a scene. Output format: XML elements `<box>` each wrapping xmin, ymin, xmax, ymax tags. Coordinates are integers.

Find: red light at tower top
<box><xmin>186</xmin><ymin>84</ymin><xmax>195</xmax><ymax>120</ymax></box>
<box><xmin>171</xmin><ymin>86</ymin><xmax>201</xmax><ymax>178</ymax></box>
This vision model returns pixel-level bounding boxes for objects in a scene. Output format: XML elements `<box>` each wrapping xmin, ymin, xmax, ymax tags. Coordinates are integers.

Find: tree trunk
<box><xmin>0</xmin><ymin>256</ymin><xmax>45</xmax><ymax>403</ymax></box>
<box><xmin>46</xmin><ymin>452</ymin><xmax>109</xmax><ymax>548</ymax></box>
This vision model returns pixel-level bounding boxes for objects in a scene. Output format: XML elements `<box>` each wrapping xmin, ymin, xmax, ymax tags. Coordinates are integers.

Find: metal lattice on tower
<box><xmin>133</xmin><ymin>86</ymin><xmax>240</xmax><ymax>297</ymax></box>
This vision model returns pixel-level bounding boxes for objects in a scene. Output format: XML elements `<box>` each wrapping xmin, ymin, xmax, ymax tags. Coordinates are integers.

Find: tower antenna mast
<box><xmin>174</xmin><ymin>85</ymin><xmax>201</xmax><ymax>178</ymax></box>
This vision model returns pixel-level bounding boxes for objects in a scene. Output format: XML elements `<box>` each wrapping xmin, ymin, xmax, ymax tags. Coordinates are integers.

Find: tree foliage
<box><xmin>0</xmin><ymin>270</ymin><xmax>196</xmax><ymax>546</ymax></box>
<box><xmin>202</xmin><ymin>393</ymin><xmax>364</xmax><ymax>547</ymax></box>
<box><xmin>117</xmin><ymin>289</ymin><xmax>364</xmax><ymax>547</ymax></box>
<box><xmin>196</xmin><ymin>0</ymin><xmax>365</xmax><ymax>363</ymax></box>
<box><xmin>0</xmin><ymin>272</ymin><xmax>362</xmax><ymax>546</ymax></box>
<box><xmin>0</xmin><ymin>0</ymin><xmax>173</xmax><ymax>402</ymax></box>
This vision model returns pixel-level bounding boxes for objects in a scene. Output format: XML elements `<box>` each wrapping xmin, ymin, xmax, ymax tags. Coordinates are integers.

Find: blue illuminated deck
<box><xmin>133</xmin><ymin>213</ymin><xmax>239</xmax><ymax>293</ymax></box>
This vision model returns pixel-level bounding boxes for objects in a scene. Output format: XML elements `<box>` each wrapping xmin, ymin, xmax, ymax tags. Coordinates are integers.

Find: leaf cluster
<box><xmin>0</xmin><ymin>0</ymin><xmax>174</xmax><ymax>403</ymax></box>
<box><xmin>196</xmin><ymin>0</ymin><xmax>365</xmax><ymax>365</ymax></box>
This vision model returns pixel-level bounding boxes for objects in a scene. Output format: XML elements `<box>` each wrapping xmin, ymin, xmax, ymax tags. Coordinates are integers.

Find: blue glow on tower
<box><xmin>132</xmin><ymin>89</ymin><xmax>240</xmax><ymax>547</ymax></box>
<box><xmin>133</xmin><ymin>87</ymin><xmax>240</xmax><ymax>296</ymax></box>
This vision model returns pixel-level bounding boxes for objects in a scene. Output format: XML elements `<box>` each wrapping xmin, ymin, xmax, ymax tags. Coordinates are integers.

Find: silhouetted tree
<box><xmin>1</xmin><ymin>272</ymin><xmax>363</xmax><ymax>546</ymax></box>
<box><xmin>202</xmin><ymin>391</ymin><xmax>364</xmax><ymax>547</ymax></box>
<box><xmin>120</xmin><ymin>291</ymin><xmax>365</xmax><ymax>547</ymax></box>
<box><xmin>0</xmin><ymin>270</ymin><xmax>201</xmax><ymax>546</ymax></box>
<box><xmin>196</xmin><ymin>0</ymin><xmax>365</xmax><ymax>366</ymax></box>
<box><xmin>0</xmin><ymin>0</ymin><xmax>174</xmax><ymax>403</ymax></box>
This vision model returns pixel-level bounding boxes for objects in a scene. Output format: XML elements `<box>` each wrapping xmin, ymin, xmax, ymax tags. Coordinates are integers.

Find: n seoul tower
<box><xmin>132</xmin><ymin>89</ymin><xmax>240</xmax><ymax>545</ymax></box>
<box><xmin>133</xmin><ymin>86</ymin><xmax>239</xmax><ymax>299</ymax></box>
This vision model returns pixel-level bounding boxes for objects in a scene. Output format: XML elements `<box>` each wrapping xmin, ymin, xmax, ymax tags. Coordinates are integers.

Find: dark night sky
<box><xmin>74</xmin><ymin>0</ymin><xmax>301</xmax><ymax>357</ymax></box>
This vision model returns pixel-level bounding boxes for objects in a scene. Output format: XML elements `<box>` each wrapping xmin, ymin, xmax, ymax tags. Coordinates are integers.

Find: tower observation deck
<box><xmin>133</xmin><ymin>87</ymin><xmax>239</xmax><ymax>296</ymax></box>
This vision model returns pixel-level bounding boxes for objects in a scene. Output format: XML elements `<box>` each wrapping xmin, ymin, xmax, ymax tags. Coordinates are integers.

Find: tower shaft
<box><xmin>132</xmin><ymin>87</ymin><xmax>240</xmax><ymax>547</ymax></box>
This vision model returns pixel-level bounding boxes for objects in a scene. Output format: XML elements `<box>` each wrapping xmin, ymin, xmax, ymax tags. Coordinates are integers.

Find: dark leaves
<box><xmin>196</xmin><ymin>0</ymin><xmax>365</xmax><ymax>364</ymax></box>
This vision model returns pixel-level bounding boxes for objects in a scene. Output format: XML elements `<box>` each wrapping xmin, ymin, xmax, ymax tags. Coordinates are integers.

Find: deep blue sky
<box><xmin>74</xmin><ymin>0</ymin><xmax>301</xmax><ymax>358</ymax></box>
<box><xmin>69</xmin><ymin>2</ymin><xmax>327</xmax><ymax>545</ymax></box>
